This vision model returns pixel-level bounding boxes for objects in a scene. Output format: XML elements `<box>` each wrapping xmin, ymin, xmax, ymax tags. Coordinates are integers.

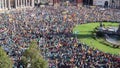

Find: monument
<box><xmin>117</xmin><ymin>24</ymin><xmax>120</xmax><ymax>35</ymax></box>
<box><xmin>95</xmin><ymin>23</ymin><xmax>120</xmax><ymax>48</ymax></box>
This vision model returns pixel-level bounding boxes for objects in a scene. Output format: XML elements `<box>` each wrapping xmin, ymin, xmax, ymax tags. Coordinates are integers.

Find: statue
<box><xmin>95</xmin><ymin>23</ymin><xmax>120</xmax><ymax>48</ymax></box>
<box><xmin>100</xmin><ymin>22</ymin><xmax>103</xmax><ymax>27</ymax></box>
<box><xmin>117</xmin><ymin>24</ymin><xmax>120</xmax><ymax>35</ymax></box>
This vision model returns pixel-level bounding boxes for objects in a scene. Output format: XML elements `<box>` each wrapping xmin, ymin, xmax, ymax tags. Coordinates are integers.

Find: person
<box><xmin>0</xmin><ymin>5</ymin><xmax>119</xmax><ymax>68</ymax></box>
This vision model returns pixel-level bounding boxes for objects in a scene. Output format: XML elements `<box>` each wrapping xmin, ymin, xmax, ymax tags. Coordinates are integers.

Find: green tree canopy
<box><xmin>0</xmin><ymin>47</ymin><xmax>13</xmax><ymax>68</ymax></box>
<box><xmin>21</xmin><ymin>41</ymin><xmax>48</xmax><ymax>68</ymax></box>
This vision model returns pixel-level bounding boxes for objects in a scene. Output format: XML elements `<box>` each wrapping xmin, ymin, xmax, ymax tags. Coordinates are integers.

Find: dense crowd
<box><xmin>0</xmin><ymin>6</ymin><xmax>120</xmax><ymax>68</ymax></box>
<box><xmin>40</xmin><ymin>35</ymin><xmax>120</xmax><ymax>68</ymax></box>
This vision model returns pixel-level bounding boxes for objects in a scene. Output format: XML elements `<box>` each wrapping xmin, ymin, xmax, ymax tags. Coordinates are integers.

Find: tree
<box><xmin>21</xmin><ymin>41</ymin><xmax>48</xmax><ymax>68</ymax></box>
<box><xmin>0</xmin><ymin>47</ymin><xmax>13</xmax><ymax>68</ymax></box>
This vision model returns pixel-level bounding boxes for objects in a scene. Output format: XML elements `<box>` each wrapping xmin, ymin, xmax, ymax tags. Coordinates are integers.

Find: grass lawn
<box><xmin>73</xmin><ymin>22</ymin><xmax>120</xmax><ymax>55</ymax></box>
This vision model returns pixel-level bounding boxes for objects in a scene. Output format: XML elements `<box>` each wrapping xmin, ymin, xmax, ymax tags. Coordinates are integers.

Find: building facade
<box><xmin>53</xmin><ymin>0</ymin><xmax>83</xmax><ymax>5</ymax></box>
<box><xmin>109</xmin><ymin>0</ymin><xmax>120</xmax><ymax>8</ymax></box>
<box><xmin>0</xmin><ymin>0</ymin><xmax>83</xmax><ymax>10</ymax></box>
<box><xmin>92</xmin><ymin>0</ymin><xmax>120</xmax><ymax>8</ymax></box>
<box><xmin>93</xmin><ymin>0</ymin><xmax>110</xmax><ymax>6</ymax></box>
<box><xmin>0</xmin><ymin>0</ymin><xmax>35</xmax><ymax>10</ymax></box>
<box><xmin>1</xmin><ymin>0</ymin><xmax>119</xmax><ymax>10</ymax></box>
<box><xmin>35</xmin><ymin>0</ymin><xmax>50</xmax><ymax>4</ymax></box>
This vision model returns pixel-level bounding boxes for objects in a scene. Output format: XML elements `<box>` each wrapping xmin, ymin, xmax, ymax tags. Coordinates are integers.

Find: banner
<box><xmin>93</xmin><ymin>0</ymin><xmax>110</xmax><ymax>6</ymax></box>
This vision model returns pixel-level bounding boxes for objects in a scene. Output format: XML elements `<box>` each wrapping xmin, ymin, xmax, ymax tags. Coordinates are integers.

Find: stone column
<box><xmin>26</xmin><ymin>0</ymin><xmax>28</xmax><ymax>6</ymax></box>
<box><xmin>0</xmin><ymin>0</ymin><xmax>1</xmax><ymax>9</ymax></box>
<box><xmin>0</xmin><ymin>0</ymin><xmax>2</xmax><ymax>9</ymax></box>
<box><xmin>21</xmin><ymin>0</ymin><xmax>23</xmax><ymax>7</ymax></box>
<box><xmin>3</xmin><ymin>0</ymin><xmax>5</xmax><ymax>9</ymax></box>
<box><xmin>27</xmin><ymin>0</ymin><xmax>29</xmax><ymax>6</ymax></box>
<box><xmin>117</xmin><ymin>0</ymin><xmax>119</xmax><ymax>8</ymax></box>
<box><xmin>32</xmin><ymin>0</ymin><xmax>34</xmax><ymax>7</ymax></box>
<box><xmin>1</xmin><ymin>0</ymin><xmax>3</xmax><ymax>9</ymax></box>
<box><xmin>4</xmin><ymin>0</ymin><xmax>7</xmax><ymax>9</ymax></box>
<box><xmin>8</xmin><ymin>0</ymin><xmax>11</xmax><ymax>9</ymax></box>
<box><xmin>29</xmin><ymin>0</ymin><xmax>31</xmax><ymax>6</ymax></box>
<box><xmin>119</xmin><ymin>0</ymin><xmax>120</xmax><ymax>8</ymax></box>
<box><xmin>17</xmin><ymin>0</ymin><xmax>20</xmax><ymax>7</ymax></box>
<box><xmin>23</xmin><ymin>0</ymin><xmax>25</xmax><ymax>7</ymax></box>
<box><xmin>118</xmin><ymin>0</ymin><xmax>119</xmax><ymax>8</ymax></box>
<box><xmin>27</xmin><ymin>0</ymin><xmax>28</xmax><ymax>6</ymax></box>
<box><xmin>15</xmin><ymin>0</ymin><xmax>17</xmax><ymax>8</ymax></box>
<box><xmin>116</xmin><ymin>0</ymin><xmax>118</xmax><ymax>8</ymax></box>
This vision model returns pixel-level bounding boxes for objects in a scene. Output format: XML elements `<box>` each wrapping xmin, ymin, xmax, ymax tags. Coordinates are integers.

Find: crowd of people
<box><xmin>40</xmin><ymin>35</ymin><xmax>120</xmax><ymax>68</ymax></box>
<box><xmin>0</xmin><ymin>5</ymin><xmax>120</xmax><ymax>68</ymax></box>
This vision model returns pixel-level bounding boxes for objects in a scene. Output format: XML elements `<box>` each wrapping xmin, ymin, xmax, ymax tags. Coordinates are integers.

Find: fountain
<box><xmin>95</xmin><ymin>23</ymin><xmax>120</xmax><ymax>48</ymax></box>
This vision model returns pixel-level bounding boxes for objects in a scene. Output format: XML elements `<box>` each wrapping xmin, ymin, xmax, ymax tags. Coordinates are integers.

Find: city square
<box><xmin>0</xmin><ymin>0</ymin><xmax>120</xmax><ymax>68</ymax></box>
